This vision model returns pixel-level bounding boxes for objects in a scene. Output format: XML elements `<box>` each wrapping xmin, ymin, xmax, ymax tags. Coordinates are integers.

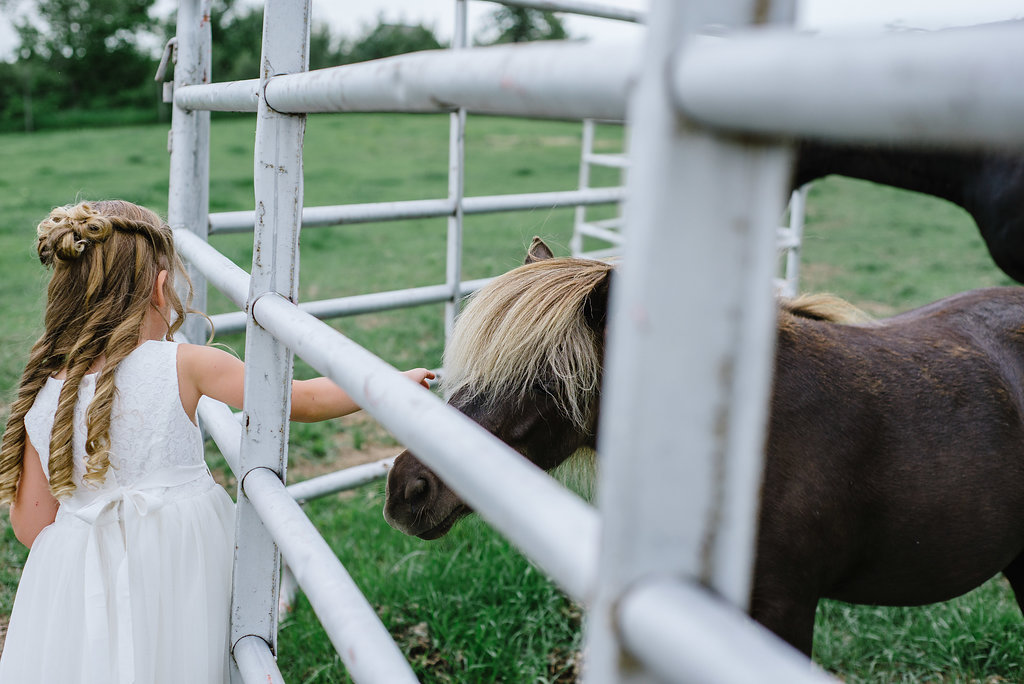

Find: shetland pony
<box><xmin>384</xmin><ymin>237</ymin><xmax>1024</xmax><ymax>656</ymax></box>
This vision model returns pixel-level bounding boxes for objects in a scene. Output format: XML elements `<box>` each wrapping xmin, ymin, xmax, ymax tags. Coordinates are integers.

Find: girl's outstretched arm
<box><xmin>177</xmin><ymin>343</ymin><xmax>434</xmax><ymax>423</ymax></box>
<box><xmin>10</xmin><ymin>439</ymin><xmax>59</xmax><ymax>548</ymax></box>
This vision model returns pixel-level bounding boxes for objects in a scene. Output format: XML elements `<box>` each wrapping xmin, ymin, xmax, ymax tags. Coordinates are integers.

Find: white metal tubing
<box><xmin>167</xmin><ymin>0</ymin><xmax>211</xmax><ymax>345</ymax></box>
<box><xmin>178</xmin><ymin>40</ymin><xmax>635</xmax><ymax>119</ymax></box>
<box><xmin>674</xmin><ymin>23</ymin><xmax>1024</xmax><ymax>149</ymax></box>
<box><xmin>242</xmin><ymin>468</ymin><xmax>418</xmax><ymax>684</ymax></box>
<box><xmin>229</xmin><ymin>0</ymin><xmax>310</xmax><ymax>669</ymax></box>
<box><xmin>584</xmin><ymin>0</ymin><xmax>796</xmax><ymax>679</ymax></box>
<box><xmin>211</xmin><ymin>198</ymin><xmax>451</xmax><ymax>233</ymax></box>
<box><xmin>577</xmin><ymin>221</ymin><xmax>624</xmax><ymax>245</ymax></box>
<box><xmin>781</xmin><ymin>185</ymin><xmax>808</xmax><ymax>298</ymax></box>
<box><xmin>250</xmin><ymin>292</ymin><xmax>600</xmax><ymax>603</ymax></box>
<box><xmin>262</xmin><ymin>40</ymin><xmax>636</xmax><ymax>120</ymax></box>
<box><xmin>208</xmin><ymin>187</ymin><xmax>624</xmax><ymax>234</ymax></box>
<box><xmin>445</xmin><ymin>0</ymin><xmax>468</xmax><ymax>344</ymax></box>
<box><xmin>208</xmin><ymin>277</ymin><xmax>493</xmax><ymax>335</ymax></box>
<box><xmin>571</xmin><ymin>119</ymin><xmax>595</xmax><ymax>256</ymax></box>
<box><xmin>482</xmin><ymin>0</ymin><xmax>645</xmax><ymax>22</ymax></box>
<box><xmin>173</xmin><ymin>228</ymin><xmax>251</xmax><ymax>309</ymax></box>
<box><xmin>617</xmin><ymin>579</ymin><xmax>834</xmax><ymax>684</ymax></box>
<box><xmin>583</xmin><ymin>152</ymin><xmax>629</xmax><ymax>169</ymax></box>
<box><xmin>197</xmin><ymin>396</ymin><xmax>242</xmax><ymax>476</ymax></box>
<box><xmin>175</xmin><ymin>79</ymin><xmax>260</xmax><ymax>112</ymax></box>
<box><xmin>286</xmin><ymin>457</ymin><xmax>395</xmax><ymax>504</ymax></box>
<box><xmin>233</xmin><ymin>635</ymin><xmax>287</xmax><ymax>684</ymax></box>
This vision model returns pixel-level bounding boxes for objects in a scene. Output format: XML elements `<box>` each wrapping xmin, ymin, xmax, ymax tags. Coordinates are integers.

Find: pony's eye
<box><xmin>531</xmin><ymin>380</ymin><xmax>557</xmax><ymax>398</ymax></box>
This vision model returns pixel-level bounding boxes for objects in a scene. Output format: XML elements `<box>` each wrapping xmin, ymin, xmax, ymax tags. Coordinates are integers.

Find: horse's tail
<box><xmin>781</xmin><ymin>293</ymin><xmax>874</xmax><ymax>325</ymax></box>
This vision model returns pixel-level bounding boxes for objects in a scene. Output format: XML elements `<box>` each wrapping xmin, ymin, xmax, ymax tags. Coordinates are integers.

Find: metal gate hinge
<box><xmin>155</xmin><ymin>37</ymin><xmax>178</xmax><ymax>83</ymax></box>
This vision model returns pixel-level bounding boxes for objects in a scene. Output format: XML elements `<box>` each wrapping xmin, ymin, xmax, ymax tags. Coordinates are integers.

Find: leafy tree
<box><xmin>0</xmin><ymin>0</ymin><xmax>162</xmax><ymax>130</ymax></box>
<box><xmin>484</xmin><ymin>7</ymin><xmax>568</xmax><ymax>44</ymax></box>
<box><xmin>343</xmin><ymin>20</ymin><xmax>444</xmax><ymax>64</ymax></box>
<box><xmin>12</xmin><ymin>0</ymin><xmax>159</xmax><ymax>103</ymax></box>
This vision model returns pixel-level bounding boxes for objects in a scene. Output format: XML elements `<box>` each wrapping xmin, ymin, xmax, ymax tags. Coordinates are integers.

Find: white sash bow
<box><xmin>61</xmin><ymin>464</ymin><xmax>211</xmax><ymax>684</ymax></box>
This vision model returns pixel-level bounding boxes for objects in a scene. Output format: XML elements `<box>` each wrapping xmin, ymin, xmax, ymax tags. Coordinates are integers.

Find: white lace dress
<box><xmin>0</xmin><ymin>340</ymin><xmax>235</xmax><ymax>684</ymax></box>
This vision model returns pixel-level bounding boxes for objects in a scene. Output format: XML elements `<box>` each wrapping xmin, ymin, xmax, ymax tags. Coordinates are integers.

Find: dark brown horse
<box><xmin>384</xmin><ymin>237</ymin><xmax>1024</xmax><ymax>656</ymax></box>
<box><xmin>793</xmin><ymin>142</ymin><xmax>1024</xmax><ymax>281</ymax></box>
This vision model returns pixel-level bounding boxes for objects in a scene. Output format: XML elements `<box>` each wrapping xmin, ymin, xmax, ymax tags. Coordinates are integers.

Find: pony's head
<box><xmin>384</xmin><ymin>238</ymin><xmax>612</xmax><ymax>539</ymax></box>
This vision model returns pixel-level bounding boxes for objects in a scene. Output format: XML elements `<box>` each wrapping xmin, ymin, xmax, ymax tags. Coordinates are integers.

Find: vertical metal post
<box><xmin>444</xmin><ymin>0</ymin><xmax>469</xmax><ymax>345</ymax></box>
<box><xmin>585</xmin><ymin>0</ymin><xmax>796</xmax><ymax>681</ymax></box>
<box><xmin>784</xmin><ymin>185</ymin><xmax>809</xmax><ymax>296</ymax></box>
<box><xmin>229</xmin><ymin>0</ymin><xmax>310</xmax><ymax>679</ymax></box>
<box><xmin>571</xmin><ymin>119</ymin><xmax>596</xmax><ymax>256</ymax></box>
<box><xmin>168</xmin><ymin>0</ymin><xmax>211</xmax><ymax>344</ymax></box>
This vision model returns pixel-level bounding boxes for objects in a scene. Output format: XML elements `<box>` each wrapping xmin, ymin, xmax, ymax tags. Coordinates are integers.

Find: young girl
<box><xmin>0</xmin><ymin>200</ymin><xmax>434</xmax><ymax>683</ymax></box>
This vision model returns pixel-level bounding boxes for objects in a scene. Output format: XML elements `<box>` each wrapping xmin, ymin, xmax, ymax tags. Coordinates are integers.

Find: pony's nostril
<box><xmin>405</xmin><ymin>477</ymin><xmax>429</xmax><ymax>502</ymax></box>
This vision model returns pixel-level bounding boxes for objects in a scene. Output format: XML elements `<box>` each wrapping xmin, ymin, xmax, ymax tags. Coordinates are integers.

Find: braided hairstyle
<box><xmin>0</xmin><ymin>200</ymin><xmax>195</xmax><ymax>504</ymax></box>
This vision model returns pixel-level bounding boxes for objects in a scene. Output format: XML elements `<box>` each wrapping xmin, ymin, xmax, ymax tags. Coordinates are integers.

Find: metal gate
<box><xmin>165</xmin><ymin>0</ymin><xmax>1024</xmax><ymax>681</ymax></box>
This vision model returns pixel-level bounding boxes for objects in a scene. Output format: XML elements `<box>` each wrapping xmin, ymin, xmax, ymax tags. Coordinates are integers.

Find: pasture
<box><xmin>0</xmin><ymin>115</ymin><xmax>1021</xmax><ymax>682</ymax></box>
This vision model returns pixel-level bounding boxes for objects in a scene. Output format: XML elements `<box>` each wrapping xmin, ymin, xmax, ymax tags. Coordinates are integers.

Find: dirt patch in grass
<box><xmin>287</xmin><ymin>443</ymin><xmax>399</xmax><ymax>484</ymax></box>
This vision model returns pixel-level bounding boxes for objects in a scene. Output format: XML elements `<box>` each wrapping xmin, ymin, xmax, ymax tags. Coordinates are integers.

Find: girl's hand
<box><xmin>403</xmin><ymin>368</ymin><xmax>436</xmax><ymax>389</ymax></box>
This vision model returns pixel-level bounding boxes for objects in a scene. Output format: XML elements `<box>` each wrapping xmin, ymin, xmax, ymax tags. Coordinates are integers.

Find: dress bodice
<box><xmin>23</xmin><ymin>340</ymin><xmax>207</xmax><ymax>507</ymax></box>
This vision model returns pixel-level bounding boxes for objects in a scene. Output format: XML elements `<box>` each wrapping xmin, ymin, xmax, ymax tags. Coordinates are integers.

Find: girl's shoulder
<box><xmin>175</xmin><ymin>343</ymin><xmax>246</xmax><ymax>414</ymax></box>
<box><xmin>175</xmin><ymin>343</ymin><xmax>241</xmax><ymax>373</ymax></box>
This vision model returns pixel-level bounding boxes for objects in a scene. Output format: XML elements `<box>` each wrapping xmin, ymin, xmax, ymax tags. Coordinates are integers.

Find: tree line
<box><xmin>0</xmin><ymin>0</ymin><xmax>568</xmax><ymax>133</ymax></box>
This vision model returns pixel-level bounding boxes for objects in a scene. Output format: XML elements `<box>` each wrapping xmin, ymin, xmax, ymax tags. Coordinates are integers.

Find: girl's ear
<box><xmin>152</xmin><ymin>270</ymin><xmax>169</xmax><ymax>309</ymax></box>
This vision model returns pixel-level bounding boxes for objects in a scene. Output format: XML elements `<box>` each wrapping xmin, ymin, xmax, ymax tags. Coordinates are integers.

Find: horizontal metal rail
<box><xmin>176</xmin><ymin>24</ymin><xmax>1024</xmax><ymax>149</ymax></box>
<box><xmin>198</xmin><ymin>396</ymin><xmax>242</xmax><ymax>475</ymax></box>
<box><xmin>174</xmin><ymin>229</ymin><xmax>251</xmax><ymax>310</ymax></box>
<box><xmin>583</xmin><ymin>152</ymin><xmax>629</xmax><ymax>169</ymax></box>
<box><xmin>482</xmin><ymin>0</ymin><xmax>645</xmax><ymax>22</ymax></box>
<box><xmin>175</xmin><ymin>78</ymin><xmax>259</xmax><ymax>112</ymax></box>
<box><xmin>176</xmin><ymin>41</ymin><xmax>636</xmax><ymax>120</ymax></box>
<box><xmin>233</xmin><ymin>635</ymin><xmax>286</xmax><ymax>684</ymax></box>
<box><xmin>286</xmin><ymin>457</ymin><xmax>395</xmax><ymax>504</ymax></box>
<box><xmin>617</xmin><ymin>579</ymin><xmax>834</xmax><ymax>683</ymax></box>
<box><xmin>577</xmin><ymin>221</ymin><xmax>624</xmax><ymax>245</ymax></box>
<box><xmin>209</xmin><ymin>187</ymin><xmax>625</xmax><ymax>234</ymax></box>
<box><xmin>243</xmin><ymin>467</ymin><xmax>419</xmax><ymax>684</ymax></box>
<box><xmin>211</xmin><ymin>198</ymin><xmax>453</xmax><ymax>233</ymax></box>
<box><xmin>674</xmin><ymin>23</ymin><xmax>1024</xmax><ymax>149</ymax></box>
<box><xmin>251</xmin><ymin>292</ymin><xmax>601</xmax><ymax>603</ymax></box>
<box><xmin>175</xmin><ymin>80</ymin><xmax>258</xmax><ymax>112</ymax></box>
<box><xmin>209</xmin><ymin>277</ymin><xmax>492</xmax><ymax>336</ymax></box>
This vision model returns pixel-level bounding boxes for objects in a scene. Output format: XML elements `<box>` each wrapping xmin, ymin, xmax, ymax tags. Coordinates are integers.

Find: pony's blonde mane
<box><xmin>443</xmin><ymin>257</ymin><xmax>612</xmax><ymax>433</ymax></box>
<box><xmin>781</xmin><ymin>293</ymin><xmax>875</xmax><ymax>326</ymax></box>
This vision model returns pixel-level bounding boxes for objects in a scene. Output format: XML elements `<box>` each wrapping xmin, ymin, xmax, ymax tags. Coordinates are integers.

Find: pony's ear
<box><xmin>525</xmin><ymin>237</ymin><xmax>555</xmax><ymax>264</ymax></box>
<box><xmin>583</xmin><ymin>271</ymin><xmax>612</xmax><ymax>333</ymax></box>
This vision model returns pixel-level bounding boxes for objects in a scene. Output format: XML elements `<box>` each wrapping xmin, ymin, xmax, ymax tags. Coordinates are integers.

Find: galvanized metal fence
<box><xmin>164</xmin><ymin>0</ymin><xmax>1024</xmax><ymax>681</ymax></box>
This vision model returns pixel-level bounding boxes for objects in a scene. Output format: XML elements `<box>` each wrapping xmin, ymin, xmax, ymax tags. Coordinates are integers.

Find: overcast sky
<box><xmin>1</xmin><ymin>0</ymin><xmax>1022</xmax><ymax>60</ymax></box>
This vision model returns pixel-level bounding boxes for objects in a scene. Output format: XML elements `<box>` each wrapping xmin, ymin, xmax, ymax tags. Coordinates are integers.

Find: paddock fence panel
<box><xmin>165</xmin><ymin>0</ymin><xmax>1024</xmax><ymax>681</ymax></box>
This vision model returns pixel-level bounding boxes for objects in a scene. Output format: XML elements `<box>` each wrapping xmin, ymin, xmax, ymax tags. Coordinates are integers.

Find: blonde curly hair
<box><xmin>0</xmin><ymin>200</ymin><xmax>195</xmax><ymax>503</ymax></box>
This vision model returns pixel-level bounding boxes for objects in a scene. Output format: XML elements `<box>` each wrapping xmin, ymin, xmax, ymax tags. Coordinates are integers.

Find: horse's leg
<box><xmin>1002</xmin><ymin>553</ymin><xmax>1024</xmax><ymax>615</ymax></box>
<box><xmin>749</xmin><ymin>586</ymin><xmax>818</xmax><ymax>657</ymax></box>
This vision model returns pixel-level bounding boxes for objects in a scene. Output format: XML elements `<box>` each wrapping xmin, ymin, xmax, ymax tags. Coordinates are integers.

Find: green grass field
<box><xmin>1</xmin><ymin>115</ymin><xmax>1022</xmax><ymax>682</ymax></box>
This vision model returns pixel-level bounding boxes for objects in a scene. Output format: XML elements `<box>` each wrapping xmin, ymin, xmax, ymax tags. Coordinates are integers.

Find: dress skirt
<box><xmin>0</xmin><ymin>476</ymin><xmax>234</xmax><ymax>684</ymax></box>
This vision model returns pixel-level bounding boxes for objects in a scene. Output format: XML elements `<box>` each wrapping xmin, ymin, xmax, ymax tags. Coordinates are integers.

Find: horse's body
<box><xmin>384</xmin><ymin>239</ymin><xmax>1024</xmax><ymax>655</ymax></box>
<box><xmin>793</xmin><ymin>142</ymin><xmax>1024</xmax><ymax>281</ymax></box>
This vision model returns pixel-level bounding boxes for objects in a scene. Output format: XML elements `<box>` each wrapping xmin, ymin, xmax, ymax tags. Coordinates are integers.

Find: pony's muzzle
<box><xmin>384</xmin><ymin>449</ymin><xmax>469</xmax><ymax>539</ymax></box>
